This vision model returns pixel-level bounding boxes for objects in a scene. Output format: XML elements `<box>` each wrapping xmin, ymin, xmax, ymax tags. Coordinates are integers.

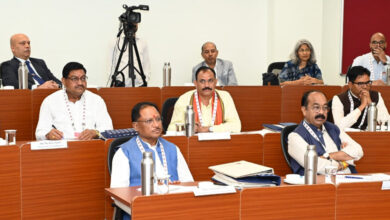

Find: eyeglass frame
<box><xmin>309</xmin><ymin>104</ymin><xmax>330</xmax><ymax>113</ymax></box>
<box><xmin>67</xmin><ymin>75</ymin><xmax>88</xmax><ymax>83</ymax></box>
<box><xmin>137</xmin><ymin>117</ymin><xmax>163</xmax><ymax>125</ymax></box>
<box><xmin>370</xmin><ymin>41</ymin><xmax>386</xmax><ymax>45</ymax></box>
<box><xmin>352</xmin><ymin>80</ymin><xmax>372</xmax><ymax>87</ymax></box>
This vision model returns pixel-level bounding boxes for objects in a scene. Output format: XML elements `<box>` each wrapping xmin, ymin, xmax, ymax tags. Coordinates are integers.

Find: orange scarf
<box><xmin>191</xmin><ymin>91</ymin><xmax>224</xmax><ymax>126</ymax></box>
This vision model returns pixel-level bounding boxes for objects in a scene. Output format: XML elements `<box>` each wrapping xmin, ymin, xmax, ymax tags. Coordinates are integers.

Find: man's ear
<box><xmin>301</xmin><ymin>106</ymin><xmax>307</xmax><ymax>117</ymax></box>
<box><xmin>132</xmin><ymin>122</ymin><xmax>138</xmax><ymax>131</ymax></box>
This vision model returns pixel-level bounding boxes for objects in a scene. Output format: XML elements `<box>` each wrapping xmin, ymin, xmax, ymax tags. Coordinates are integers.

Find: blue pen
<box><xmin>345</xmin><ymin>176</ymin><xmax>363</xmax><ymax>179</ymax></box>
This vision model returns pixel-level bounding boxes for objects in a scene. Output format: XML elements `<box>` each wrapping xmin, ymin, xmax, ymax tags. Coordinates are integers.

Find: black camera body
<box><xmin>119</xmin><ymin>4</ymin><xmax>149</xmax><ymax>25</ymax></box>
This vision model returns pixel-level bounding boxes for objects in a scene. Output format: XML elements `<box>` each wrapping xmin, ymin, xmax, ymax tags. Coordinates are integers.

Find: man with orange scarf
<box><xmin>168</xmin><ymin>66</ymin><xmax>241</xmax><ymax>133</ymax></box>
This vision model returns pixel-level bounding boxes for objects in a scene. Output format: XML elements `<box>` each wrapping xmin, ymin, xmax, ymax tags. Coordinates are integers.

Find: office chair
<box><xmin>161</xmin><ymin>97</ymin><xmax>178</xmax><ymax>133</ymax></box>
<box><xmin>280</xmin><ymin>124</ymin><xmax>298</xmax><ymax>172</ymax></box>
<box><xmin>267</xmin><ymin>62</ymin><xmax>286</xmax><ymax>75</ymax></box>
<box><xmin>107</xmin><ymin>136</ymin><xmax>135</xmax><ymax>220</ymax></box>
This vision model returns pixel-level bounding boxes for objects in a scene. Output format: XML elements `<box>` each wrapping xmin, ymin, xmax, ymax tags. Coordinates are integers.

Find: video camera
<box><xmin>119</xmin><ymin>4</ymin><xmax>149</xmax><ymax>25</ymax></box>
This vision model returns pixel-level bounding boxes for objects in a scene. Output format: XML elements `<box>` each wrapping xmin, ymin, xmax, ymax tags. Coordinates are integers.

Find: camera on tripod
<box><xmin>119</xmin><ymin>4</ymin><xmax>149</xmax><ymax>29</ymax></box>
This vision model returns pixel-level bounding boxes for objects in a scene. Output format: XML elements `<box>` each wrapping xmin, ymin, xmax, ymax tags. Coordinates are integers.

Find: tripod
<box><xmin>110</xmin><ymin>23</ymin><xmax>147</xmax><ymax>87</ymax></box>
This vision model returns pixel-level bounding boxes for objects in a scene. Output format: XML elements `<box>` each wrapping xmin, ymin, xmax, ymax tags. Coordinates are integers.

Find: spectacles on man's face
<box><xmin>309</xmin><ymin>104</ymin><xmax>329</xmax><ymax>113</ymax></box>
<box><xmin>371</xmin><ymin>41</ymin><xmax>385</xmax><ymax>45</ymax></box>
<box><xmin>67</xmin><ymin>76</ymin><xmax>88</xmax><ymax>83</ymax></box>
<box><xmin>137</xmin><ymin>117</ymin><xmax>162</xmax><ymax>126</ymax></box>
<box><xmin>352</xmin><ymin>80</ymin><xmax>372</xmax><ymax>87</ymax></box>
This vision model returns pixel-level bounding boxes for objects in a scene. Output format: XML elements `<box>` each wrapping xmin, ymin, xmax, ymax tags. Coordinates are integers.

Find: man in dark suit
<box><xmin>1</xmin><ymin>33</ymin><xmax>61</xmax><ymax>89</ymax></box>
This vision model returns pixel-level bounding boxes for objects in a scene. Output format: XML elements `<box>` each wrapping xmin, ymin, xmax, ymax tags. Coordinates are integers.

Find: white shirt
<box><xmin>112</xmin><ymin>36</ymin><xmax>151</xmax><ymax>87</ymax></box>
<box><xmin>35</xmin><ymin>89</ymin><xmax>113</xmax><ymax>140</ymax></box>
<box><xmin>332</xmin><ymin>91</ymin><xmax>390</xmax><ymax>130</ymax></box>
<box><xmin>288</xmin><ymin>124</ymin><xmax>363</xmax><ymax>174</ymax></box>
<box><xmin>110</xmin><ymin>139</ymin><xmax>194</xmax><ymax>188</ymax></box>
<box><xmin>352</xmin><ymin>52</ymin><xmax>390</xmax><ymax>82</ymax></box>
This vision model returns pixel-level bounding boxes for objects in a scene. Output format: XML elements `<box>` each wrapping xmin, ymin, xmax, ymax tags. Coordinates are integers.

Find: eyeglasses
<box><xmin>137</xmin><ymin>117</ymin><xmax>162</xmax><ymax>125</ymax></box>
<box><xmin>371</xmin><ymin>41</ymin><xmax>385</xmax><ymax>45</ymax></box>
<box><xmin>67</xmin><ymin>76</ymin><xmax>88</xmax><ymax>83</ymax></box>
<box><xmin>298</xmin><ymin>48</ymin><xmax>311</xmax><ymax>53</ymax></box>
<box><xmin>310</xmin><ymin>104</ymin><xmax>329</xmax><ymax>112</ymax></box>
<box><xmin>352</xmin><ymin>80</ymin><xmax>372</xmax><ymax>87</ymax></box>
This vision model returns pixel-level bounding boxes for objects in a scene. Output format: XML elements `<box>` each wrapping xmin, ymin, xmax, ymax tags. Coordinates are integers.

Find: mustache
<box><xmin>202</xmin><ymin>87</ymin><xmax>212</xmax><ymax>91</ymax></box>
<box><xmin>315</xmin><ymin>114</ymin><xmax>326</xmax><ymax>120</ymax></box>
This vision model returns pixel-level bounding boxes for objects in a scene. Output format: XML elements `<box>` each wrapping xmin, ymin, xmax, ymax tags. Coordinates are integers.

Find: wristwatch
<box><xmin>323</xmin><ymin>152</ymin><xmax>330</xmax><ymax>160</ymax></box>
<box><xmin>208</xmin><ymin>126</ymin><xmax>214</xmax><ymax>132</ymax></box>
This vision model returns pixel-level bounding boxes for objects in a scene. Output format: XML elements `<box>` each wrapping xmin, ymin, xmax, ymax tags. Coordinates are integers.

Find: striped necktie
<box><xmin>25</xmin><ymin>60</ymin><xmax>45</xmax><ymax>85</ymax></box>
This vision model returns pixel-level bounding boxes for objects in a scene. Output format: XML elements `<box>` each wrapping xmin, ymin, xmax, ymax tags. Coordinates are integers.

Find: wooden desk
<box><xmin>98</xmin><ymin>87</ymin><xmax>161</xmax><ymax>129</ymax></box>
<box><xmin>188</xmin><ymin>134</ymin><xmax>263</xmax><ymax>181</ymax></box>
<box><xmin>0</xmin><ymin>146</ymin><xmax>21</xmax><ymax>219</ymax></box>
<box><xmin>223</xmin><ymin>86</ymin><xmax>281</xmax><ymax>131</ymax></box>
<box><xmin>0</xmin><ymin>90</ymin><xmax>32</xmax><ymax>140</ymax></box>
<box><xmin>281</xmin><ymin>86</ymin><xmax>341</xmax><ymax>122</ymax></box>
<box><xmin>336</xmin><ymin>181</ymin><xmax>390</xmax><ymax>219</ymax></box>
<box><xmin>241</xmin><ymin>184</ymin><xmax>336</xmax><ymax>220</ymax></box>
<box><xmin>164</xmin><ymin>135</ymin><xmax>189</xmax><ymax>163</ymax></box>
<box><xmin>347</xmin><ymin>132</ymin><xmax>390</xmax><ymax>173</ymax></box>
<box><xmin>106</xmin><ymin>184</ymin><xmax>240</xmax><ymax>220</ymax></box>
<box><xmin>21</xmin><ymin>140</ymin><xmax>106</xmax><ymax>219</ymax></box>
<box><xmin>263</xmin><ymin>133</ymin><xmax>292</xmax><ymax>176</ymax></box>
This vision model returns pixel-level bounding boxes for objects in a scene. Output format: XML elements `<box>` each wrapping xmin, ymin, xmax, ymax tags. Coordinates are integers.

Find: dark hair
<box><xmin>347</xmin><ymin>66</ymin><xmax>371</xmax><ymax>83</ymax></box>
<box><xmin>131</xmin><ymin>102</ymin><xmax>160</xmax><ymax>122</ymax></box>
<box><xmin>195</xmin><ymin>66</ymin><xmax>216</xmax><ymax>80</ymax></box>
<box><xmin>301</xmin><ymin>90</ymin><xmax>327</xmax><ymax>107</ymax></box>
<box><xmin>62</xmin><ymin>62</ymin><xmax>87</xmax><ymax>78</ymax></box>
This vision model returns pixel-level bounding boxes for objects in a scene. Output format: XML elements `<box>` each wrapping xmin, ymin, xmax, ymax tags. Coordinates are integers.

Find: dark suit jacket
<box><xmin>0</xmin><ymin>57</ymin><xmax>61</xmax><ymax>89</ymax></box>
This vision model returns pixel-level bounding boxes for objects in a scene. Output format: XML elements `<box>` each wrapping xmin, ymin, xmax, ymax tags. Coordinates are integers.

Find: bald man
<box><xmin>192</xmin><ymin>42</ymin><xmax>238</xmax><ymax>86</ymax></box>
<box><xmin>1</xmin><ymin>33</ymin><xmax>61</xmax><ymax>89</ymax></box>
<box><xmin>352</xmin><ymin>32</ymin><xmax>390</xmax><ymax>85</ymax></box>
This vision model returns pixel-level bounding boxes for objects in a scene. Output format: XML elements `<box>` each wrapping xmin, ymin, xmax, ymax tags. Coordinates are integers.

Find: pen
<box><xmin>345</xmin><ymin>176</ymin><xmax>363</xmax><ymax>179</ymax></box>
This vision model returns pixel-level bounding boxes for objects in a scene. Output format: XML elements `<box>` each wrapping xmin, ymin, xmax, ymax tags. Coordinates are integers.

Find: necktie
<box><xmin>25</xmin><ymin>60</ymin><xmax>45</xmax><ymax>85</ymax></box>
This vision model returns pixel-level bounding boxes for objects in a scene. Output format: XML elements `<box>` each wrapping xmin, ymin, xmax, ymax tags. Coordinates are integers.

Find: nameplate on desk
<box><xmin>31</xmin><ymin>140</ymin><xmax>68</xmax><ymax>150</ymax></box>
<box><xmin>197</xmin><ymin>132</ymin><xmax>231</xmax><ymax>141</ymax></box>
<box><xmin>382</xmin><ymin>181</ymin><xmax>390</xmax><ymax>190</ymax></box>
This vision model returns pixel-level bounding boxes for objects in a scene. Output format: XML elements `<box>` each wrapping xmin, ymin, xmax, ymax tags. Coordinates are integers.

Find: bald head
<box><xmin>370</xmin><ymin>32</ymin><xmax>386</xmax><ymax>42</ymax></box>
<box><xmin>201</xmin><ymin>42</ymin><xmax>217</xmax><ymax>52</ymax></box>
<box><xmin>201</xmin><ymin>42</ymin><xmax>218</xmax><ymax>66</ymax></box>
<box><xmin>10</xmin><ymin>33</ymin><xmax>31</xmax><ymax>60</ymax></box>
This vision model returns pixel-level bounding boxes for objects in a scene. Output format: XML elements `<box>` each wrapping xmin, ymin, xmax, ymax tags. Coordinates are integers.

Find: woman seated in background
<box><xmin>279</xmin><ymin>39</ymin><xmax>324</xmax><ymax>85</ymax></box>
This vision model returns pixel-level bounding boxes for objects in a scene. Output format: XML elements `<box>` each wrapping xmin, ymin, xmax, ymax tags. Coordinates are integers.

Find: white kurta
<box><xmin>35</xmin><ymin>89</ymin><xmax>113</xmax><ymax>140</ymax></box>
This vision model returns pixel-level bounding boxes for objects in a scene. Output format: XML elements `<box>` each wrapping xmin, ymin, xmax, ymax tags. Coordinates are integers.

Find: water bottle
<box><xmin>185</xmin><ymin>105</ymin><xmax>195</xmax><ymax>137</ymax></box>
<box><xmin>141</xmin><ymin>151</ymin><xmax>154</xmax><ymax>195</ymax></box>
<box><xmin>18</xmin><ymin>62</ymin><xmax>28</xmax><ymax>89</ymax></box>
<box><xmin>162</xmin><ymin>62</ymin><xmax>171</xmax><ymax>87</ymax></box>
<box><xmin>304</xmin><ymin>145</ymin><xmax>318</xmax><ymax>185</ymax></box>
<box><xmin>386</xmin><ymin>64</ymin><xmax>390</xmax><ymax>85</ymax></box>
<box><xmin>367</xmin><ymin>102</ymin><xmax>377</xmax><ymax>131</ymax></box>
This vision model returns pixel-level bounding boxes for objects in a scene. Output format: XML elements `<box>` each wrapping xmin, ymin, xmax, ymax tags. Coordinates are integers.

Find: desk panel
<box><xmin>336</xmin><ymin>182</ymin><xmax>390</xmax><ymax>219</ymax></box>
<box><xmin>0</xmin><ymin>90</ymin><xmax>32</xmax><ymax>140</ymax></box>
<box><xmin>241</xmin><ymin>184</ymin><xmax>335</xmax><ymax>220</ymax></box>
<box><xmin>21</xmin><ymin>140</ymin><xmax>105</xmax><ymax>219</ymax></box>
<box><xmin>347</xmin><ymin>132</ymin><xmax>390</xmax><ymax>173</ymax></box>
<box><xmin>263</xmin><ymin>133</ymin><xmax>292</xmax><ymax>176</ymax></box>
<box><xmin>98</xmin><ymin>87</ymin><xmax>161</xmax><ymax>129</ymax></box>
<box><xmin>132</xmin><ymin>191</ymin><xmax>240</xmax><ymax>220</ymax></box>
<box><xmin>0</xmin><ymin>146</ymin><xmax>21</xmax><ymax>219</ymax></box>
<box><xmin>372</xmin><ymin>86</ymin><xmax>390</xmax><ymax>110</ymax></box>
<box><xmin>281</xmin><ymin>86</ymin><xmax>341</xmax><ymax>122</ymax></box>
<box><xmin>188</xmin><ymin>134</ymin><xmax>263</xmax><ymax>181</ymax></box>
<box><xmin>163</xmin><ymin>136</ymin><xmax>189</xmax><ymax>163</ymax></box>
<box><xmin>223</xmin><ymin>86</ymin><xmax>281</xmax><ymax>131</ymax></box>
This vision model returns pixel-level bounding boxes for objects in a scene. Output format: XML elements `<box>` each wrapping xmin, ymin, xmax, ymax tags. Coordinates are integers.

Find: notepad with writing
<box><xmin>209</xmin><ymin>160</ymin><xmax>274</xmax><ymax>179</ymax></box>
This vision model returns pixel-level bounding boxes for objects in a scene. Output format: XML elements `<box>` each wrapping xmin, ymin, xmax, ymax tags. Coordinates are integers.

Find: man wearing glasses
<box><xmin>332</xmin><ymin>66</ymin><xmax>390</xmax><ymax>130</ymax></box>
<box><xmin>288</xmin><ymin>90</ymin><xmax>363</xmax><ymax>175</ymax></box>
<box><xmin>352</xmin><ymin>32</ymin><xmax>389</xmax><ymax>85</ymax></box>
<box><xmin>35</xmin><ymin>62</ymin><xmax>113</xmax><ymax>140</ymax></box>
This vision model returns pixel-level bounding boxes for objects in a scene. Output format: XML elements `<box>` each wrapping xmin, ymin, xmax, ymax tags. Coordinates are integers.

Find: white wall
<box><xmin>0</xmin><ymin>0</ymin><xmax>345</xmax><ymax>87</ymax></box>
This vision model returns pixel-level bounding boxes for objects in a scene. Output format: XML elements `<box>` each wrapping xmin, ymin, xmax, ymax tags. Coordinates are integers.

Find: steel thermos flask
<box><xmin>141</xmin><ymin>151</ymin><xmax>154</xmax><ymax>195</ymax></box>
<box><xmin>304</xmin><ymin>145</ymin><xmax>318</xmax><ymax>185</ymax></box>
<box><xmin>185</xmin><ymin>105</ymin><xmax>195</xmax><ymax>137</ymax></box>
<box><xmin>18</xmin><ymin>62</ymin><xmax>28</xmax><ymax>89</ymax></box>
<box><xmin>367</xmin><ymin>102</ymin><xmax>377</xmax><ymax>131</ymax></box>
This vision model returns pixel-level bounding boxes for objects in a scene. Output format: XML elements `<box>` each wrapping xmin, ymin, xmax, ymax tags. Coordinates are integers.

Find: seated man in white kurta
<box><xmin>35</xmin><ymin>62</ymin><xmax>113</xmax><ymax>140</ymax></box>
<box><xmin>111</xmin><ymin>102</ymin><xmax>193</xmax><ymax>220</ymax></box>
<box><xmin>168</xmin><ymin>66</ymin><xmax>241</xmax><ymax>133</ymax></box>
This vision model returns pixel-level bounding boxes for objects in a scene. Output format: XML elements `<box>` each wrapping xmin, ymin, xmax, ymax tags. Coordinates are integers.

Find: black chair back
<box><xmin>161</xmin><ymin>97</ymin><xmax>178</xmax><ymax>133</ymax></box>
<box><xmin>267</xmin><ymin>62</ymin><xmax>286</xmax><ymax>74</ymax></box>
<box><xmin>107</xmin><ymin>136</ymin><xmax>133</xmax><ymax>175</ymax></box>
<box><xmin>280</xmin><ymin>124</ymin><xmax>298</xmax><ymax>172</ymax></box>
